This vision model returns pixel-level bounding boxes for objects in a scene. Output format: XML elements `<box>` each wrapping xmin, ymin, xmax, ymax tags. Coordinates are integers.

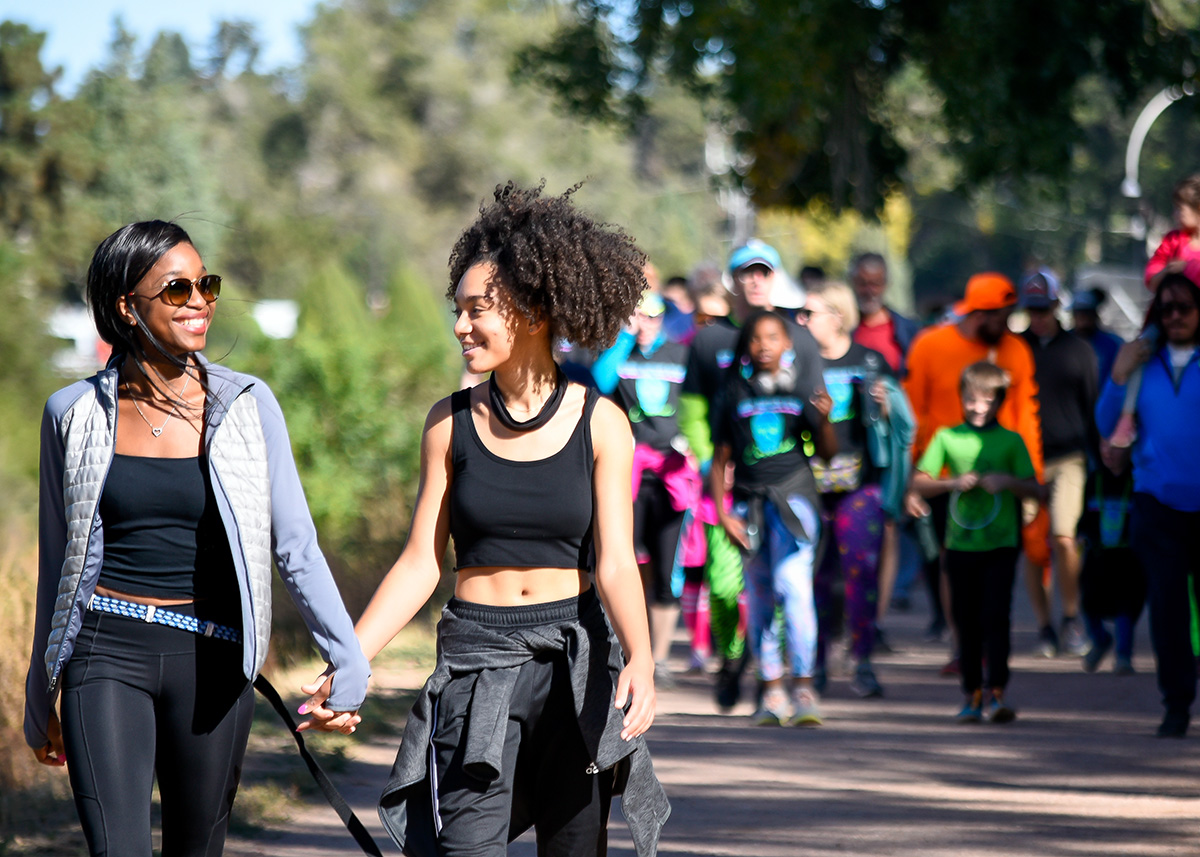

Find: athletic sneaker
<box><xmin>956</xmin><ymin>690</ymin><xmax>983</xmax><ymax>723</ymax></box>
<box><xmin>1060</xmin><ymin>617</ymin><xmax>1089</xmax><ymax>657</ymax></box>
<box><xmin>849</xmin><ymin>662</ymin><xmax>884</xmax><ymax>698</ymax></box>
<box><xmin>939</xmin><ymin>656</ymin><xmax>961</xmax><ymax>677</ymax></box>
<box><xmin>1035</xmin><ymin>625</ymin><xmax>1059</xmax><ymax>658</ymax></box>
<box><xmin>752</xmin><ymin>684</ymin><xmax>789</xmax><ymax>726</ymax></box>
<box><xmin>789</xmin><ymin>685</ymin><xmax>823</xmax><ymax>727</ymax></box>
<box><xmin>714</xmin><ymin>655</ymin><xmax>746</xmax><ymax>712</ymax></box>
<box><xmin>1083</xmin><ymin>634</ymin><xmax>1113</xmax><ymax>673</ymax></box>
<box><xmin>986</xmin><ymin>688</ymin><xmax>1016</xmax><ymax>724</ymax></box>
<box><xmin>1156</xmin><ymin>708</ymin><xmax>1190</xmax><ymax>738</ymax></box>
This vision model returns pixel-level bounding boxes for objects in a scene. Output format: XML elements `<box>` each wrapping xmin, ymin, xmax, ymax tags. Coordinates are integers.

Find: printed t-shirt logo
<box><xmin>823</xmin><ymin>366</ymin><xmax>864</xmax><ymax>423</ymax></box>
<box><xmin>716</xmin><ymin>348</ymin><xmax>734</xmax><ymax>369</ymax></box>
<box><xmin>737</xmin><ymin>396</ymin><xmax>803</xmax><ymax>462</ymax></box>
<box><xmin>619</xmin><ymin>361</ymin><xmax>686</xmax><ymax>419</ymax></box>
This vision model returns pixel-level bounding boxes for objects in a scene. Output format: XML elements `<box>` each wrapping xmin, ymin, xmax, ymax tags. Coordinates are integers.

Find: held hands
<box><xmin>614</xmin><ymin>654</ymin><xmax>656</xmax><ymax>741</ymax></box>
<box><xmin>34</xmin><ymin>711</ymin><xmax>66</xmax><ymax>767</ymax></box>
<box><xmin>1111</xmin><ymin>339</ymin><xmax>1152</xmax><ymax>385</ymax></box>
<box><xmin>298</xmin><ymin>668</ymin><xmax>363</xmax><ymax>735</ymax></box>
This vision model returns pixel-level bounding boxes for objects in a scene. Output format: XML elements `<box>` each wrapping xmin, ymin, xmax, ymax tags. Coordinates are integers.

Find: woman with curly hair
<box><xmin>302</xmin><ymin>182</ymin><xmax>668</xmax><ymax>856</ymax></box>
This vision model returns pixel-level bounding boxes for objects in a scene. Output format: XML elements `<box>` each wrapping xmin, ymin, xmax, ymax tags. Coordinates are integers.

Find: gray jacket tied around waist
<box><xmin>379</xmin><ymin>596</ymin><xmax>670</xmax><ymax>857</ymax></box>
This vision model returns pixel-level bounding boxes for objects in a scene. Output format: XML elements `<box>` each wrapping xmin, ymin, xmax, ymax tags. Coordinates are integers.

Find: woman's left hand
<box><xmin>298</xmin><ymin>669</ymin><xmax>362</xmax><ymax>734</ymax></box>
<box><xmin>614</xmin><ymin>654</ymin><xmax>656</xmax><ymax>741</ymax></box>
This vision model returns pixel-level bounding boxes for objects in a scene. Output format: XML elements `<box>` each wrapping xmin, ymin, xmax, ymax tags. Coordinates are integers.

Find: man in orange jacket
<box><xmin>904</xmin><ymin>273</ymin><xmax>1050</xmax><ymax>657</ymax></box>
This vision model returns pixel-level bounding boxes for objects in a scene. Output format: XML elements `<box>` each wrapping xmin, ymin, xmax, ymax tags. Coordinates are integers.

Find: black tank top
<box><xmin>449</xmin><ymin>385</ymin><xmax>598</xmax><ymax>571</ymax></box>
<box><xmin>97</xmin><ymin>454</ymin><xmax>238</xmax><ymax>601</ymax></box>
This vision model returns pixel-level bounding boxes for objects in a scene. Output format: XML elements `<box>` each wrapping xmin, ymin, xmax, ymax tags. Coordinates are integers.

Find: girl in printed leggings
<box><xmin>805</xmin><ymin>281</ymin><xmax>899</xmax><ymax>698</ymax></box>
<box><xmin>711</xmin><ymin>310</ymin><xmax>836</xmax><ymax>726</ymax></box>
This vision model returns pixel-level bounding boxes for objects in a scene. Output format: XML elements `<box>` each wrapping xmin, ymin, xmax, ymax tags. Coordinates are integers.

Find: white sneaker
<box><xmin>789</xmin><ymin>685</ymin><xmax>823</xmax><ymax>727</ymax></box>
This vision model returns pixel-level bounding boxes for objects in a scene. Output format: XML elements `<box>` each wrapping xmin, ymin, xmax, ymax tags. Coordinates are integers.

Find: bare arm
<box><xmin>356</xmin><ymin>399</ymin><xmax>453</xmax><ymax>660</ymax></box>
<box><xmin>590</xmin><ymin>397</ymin><xmax>656</xmax><ymax>741</ymax></box>
<box><xmin>808</xmin><ymin>390</ymin><xmax>838</xmax><ymax>461</ymax></box>
<box><xmin>710</xmin><ymin>442</ymin><xmax>748</xmax><ymax>550</ymax></box>
<box><xmin>912</xmin><ymin>469</ymin><xmax>977</xmax><ymax>498</ymax></box>
<box><xmin>979</xmin><ymin>473</ymin><xmax>1049</xmax><ymax>503</ymax></box>
<box><xmin>298</xmin><ymin>398</ymin><xmax>452</xmax><ymax>729</ymax></box>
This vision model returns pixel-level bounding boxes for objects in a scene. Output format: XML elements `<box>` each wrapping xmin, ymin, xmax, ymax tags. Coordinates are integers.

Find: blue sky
<box><xmin>0</xmin><ymin>0</ymin><xmax>320</xmax><ymax>93</ymax></box>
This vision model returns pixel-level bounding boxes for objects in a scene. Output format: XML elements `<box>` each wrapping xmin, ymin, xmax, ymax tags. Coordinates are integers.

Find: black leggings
<box><xmin>431</xmin><ymin>596</ymin><xmax>615</xmax><ymax>857</ymax></box>
<box><xmin>633</xmin><ymin>471</ymin><xmax>685</xmax><ymax>606</ymax></box>
<box><xmin>60</xmin><ymin>605</ymin><xmax>254</xmax><ymax>857</ymax></box>
<box><xmin>945</xmin><ymin>547</ymin><xmax>1019</xmax><ymax>695</ymax></box>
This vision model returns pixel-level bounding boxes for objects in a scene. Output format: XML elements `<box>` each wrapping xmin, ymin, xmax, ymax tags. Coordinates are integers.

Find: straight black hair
<box><xmin>87</xmin><ymin>220</ymin><xmax>195</xmax><ymax>359</ymax></box>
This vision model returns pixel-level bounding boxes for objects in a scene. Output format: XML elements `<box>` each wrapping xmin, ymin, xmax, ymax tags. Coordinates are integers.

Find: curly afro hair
<box><xmin>447</xmin><ymin>181</ymin><xmax>647</xmax><ymax>352</ymax></box>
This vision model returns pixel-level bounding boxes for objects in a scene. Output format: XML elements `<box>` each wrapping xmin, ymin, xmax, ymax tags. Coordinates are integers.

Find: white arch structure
<box><xmin>1121</xmin><ymin>81</ymin><xmax>1197</xmax><ymax>199</ymax></box>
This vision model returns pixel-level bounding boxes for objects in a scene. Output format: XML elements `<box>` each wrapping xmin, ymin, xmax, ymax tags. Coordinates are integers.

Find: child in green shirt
<box><xmin>913</xmin><ymin>362</ymin><xmax>1046</xmax><ymax>723</ymax></box>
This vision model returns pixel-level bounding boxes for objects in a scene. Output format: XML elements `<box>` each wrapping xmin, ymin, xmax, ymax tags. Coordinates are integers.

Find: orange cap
<box><xmin>954</xmin><ymin>272</ymin><xmax>1017</xmax><ymax>315</ymax></box>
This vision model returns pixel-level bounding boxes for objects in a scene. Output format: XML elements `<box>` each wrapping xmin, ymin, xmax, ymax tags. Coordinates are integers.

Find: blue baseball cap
<box><xmin>728</xmin><ymin>239</ymin><xmax>782</xmax><ymax>274</ymax></box>
<box><xmin>1018</xmin><ymin>269</ymin><xmax>1061</xmax><ymax>309</ymax></box>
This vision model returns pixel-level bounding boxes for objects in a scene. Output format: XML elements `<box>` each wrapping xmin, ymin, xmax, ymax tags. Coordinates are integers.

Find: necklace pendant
<box><xmin>152</xmin><ymin>427</ymin><xmax>163</xmax><ymax>437</ymax></box>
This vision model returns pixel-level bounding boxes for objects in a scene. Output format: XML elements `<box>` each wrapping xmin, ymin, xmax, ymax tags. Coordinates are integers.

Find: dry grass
<box><xmin>0</xmin><ymin>513</ymin><xmax>78</xmax><ymax>847</ymax></box>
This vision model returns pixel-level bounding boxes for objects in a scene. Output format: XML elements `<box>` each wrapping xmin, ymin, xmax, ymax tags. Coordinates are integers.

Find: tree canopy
<box><xmin>517</xmin><ymin>0</ymin><xmax>1200</xmax><ymax>213</ymax></box>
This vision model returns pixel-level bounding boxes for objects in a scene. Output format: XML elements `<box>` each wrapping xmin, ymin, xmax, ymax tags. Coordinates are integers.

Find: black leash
<box><xmin>253</xmin><ymin>676</ymin><xmax>385</xmax><ymax>856</ymax></box>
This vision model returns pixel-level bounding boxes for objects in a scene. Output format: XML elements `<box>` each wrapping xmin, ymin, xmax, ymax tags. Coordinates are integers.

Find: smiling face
<box><xmin>453</xmin><ymin>260</ymin><xmax>526</xmax><ymax>374</ymax></box>
<box><xmin>116</xmin><ymin>242</ymin><xmax>214</xmax><ymax>358</ymax></box>
<box><xmin>747</xmin><ymin>314</ymin><xmax>791</xmax><ymax>374</ymax></box>
<box><xmin>961</xmin><ymin>386</ymin><xmax>1000</xmax><ymax>428</ymax></box>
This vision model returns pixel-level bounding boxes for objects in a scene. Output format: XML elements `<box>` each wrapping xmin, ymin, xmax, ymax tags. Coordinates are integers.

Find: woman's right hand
<box><xmin>1111</xmin><ymin>339</ymin><xmax>1153</xmax><ymax>385</ymax></box>
<box><xmin>34</xmin><ymin>711</ymin><xmax>66</xmax><ymax>767</ymax></box>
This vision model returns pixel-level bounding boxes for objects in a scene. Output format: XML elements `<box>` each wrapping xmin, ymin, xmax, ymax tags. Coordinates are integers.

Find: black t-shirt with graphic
<box><xmin>684</xmin><ymin>314</ymin><xmax>826</xmax><ymax>435</ymax></box>
<box><xmin>612</xmin><ymin>340</ymin><xmax>690</xmax><ymax>451</ymax></box>
<box><xmin>716</xmin><ymin>372</ymin><xmax>820</xmax><ymax>493</ymax></box>
<box><xmin>812</xmin><ymin>342</ymin><xmax>894</xmax><ymax>492</ymax></box>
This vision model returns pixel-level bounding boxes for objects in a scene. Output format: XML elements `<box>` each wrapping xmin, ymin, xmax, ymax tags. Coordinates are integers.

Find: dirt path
<box><xmin>226</xmin><ymin>591</ymin><xmax>1200</xmax><ymax>857</ymax></box>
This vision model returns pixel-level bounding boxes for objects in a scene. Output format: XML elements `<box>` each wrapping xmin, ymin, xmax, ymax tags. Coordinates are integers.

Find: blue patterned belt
<box><xmin>88</xmin><ymin>594</ymin><xmax>242</xmax><ymax>644</ymax></box>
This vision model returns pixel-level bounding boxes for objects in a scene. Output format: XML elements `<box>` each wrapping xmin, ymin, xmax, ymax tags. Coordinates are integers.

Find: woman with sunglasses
<box><xmin>304</xmin><ymin>182</ymin><xmax>667</xmax><ymax>857</ymax></box>
<box><xmin>24</xmin><ymin>220</ymin><xmax>369</xmax><ymax>856</ymax></box>
<box><xmin>1098</xmin><ymin>271</ymin><xmax>1200</xmax><ymax>738</ymax></box>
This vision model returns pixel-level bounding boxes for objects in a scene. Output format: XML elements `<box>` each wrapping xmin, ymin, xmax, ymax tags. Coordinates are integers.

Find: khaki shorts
<box><xmin>1044</xmin><ymin>452</ymin><xmax>1087</xmax><ymax>539</ymax></box>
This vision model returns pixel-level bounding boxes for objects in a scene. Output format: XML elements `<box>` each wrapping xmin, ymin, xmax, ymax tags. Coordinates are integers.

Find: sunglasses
<box><xmin>1160</xmin><ymin>301</ymin><xmax>1197</xmax><ymax>318</ymax></box>
<box><xmin>131</xmin><ymin>275</ymin><xmax>222</xmax><ymax>307</ymax></box>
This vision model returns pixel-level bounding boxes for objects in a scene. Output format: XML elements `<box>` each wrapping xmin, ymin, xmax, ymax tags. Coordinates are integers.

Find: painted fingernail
<box><xmin>297</xmin><ymin>704</ymin><xmax>308</xmax><ymax>715</ymax></box>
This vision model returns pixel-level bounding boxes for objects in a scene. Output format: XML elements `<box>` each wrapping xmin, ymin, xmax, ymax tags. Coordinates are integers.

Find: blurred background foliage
<box><xmin>1</xmin><ymin>0</ymin><xmax>1199</xmax><ymax>806</ymax></box>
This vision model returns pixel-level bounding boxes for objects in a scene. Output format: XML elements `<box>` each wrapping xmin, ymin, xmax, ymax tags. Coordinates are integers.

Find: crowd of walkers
<box><xmin>24</xmin><ymin>176</ymin><xmax>1200</xmax><ymax>857</ymax></box>
<box><xmin>554</xmin><ymin>173</ymin><xmax>1200</xmax><ymax>739</ymax></box>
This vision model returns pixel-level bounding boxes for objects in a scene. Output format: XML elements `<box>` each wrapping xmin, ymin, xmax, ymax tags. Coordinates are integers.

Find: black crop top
<box><xmin>449</xmin><ymin>385</ymin><xmax>598</xmax><ymax>571</ymax></box>
<box><xmin>97</xmin><ymin>454</ymin><xmax>238</xmax><ymax>602</ymax></box>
